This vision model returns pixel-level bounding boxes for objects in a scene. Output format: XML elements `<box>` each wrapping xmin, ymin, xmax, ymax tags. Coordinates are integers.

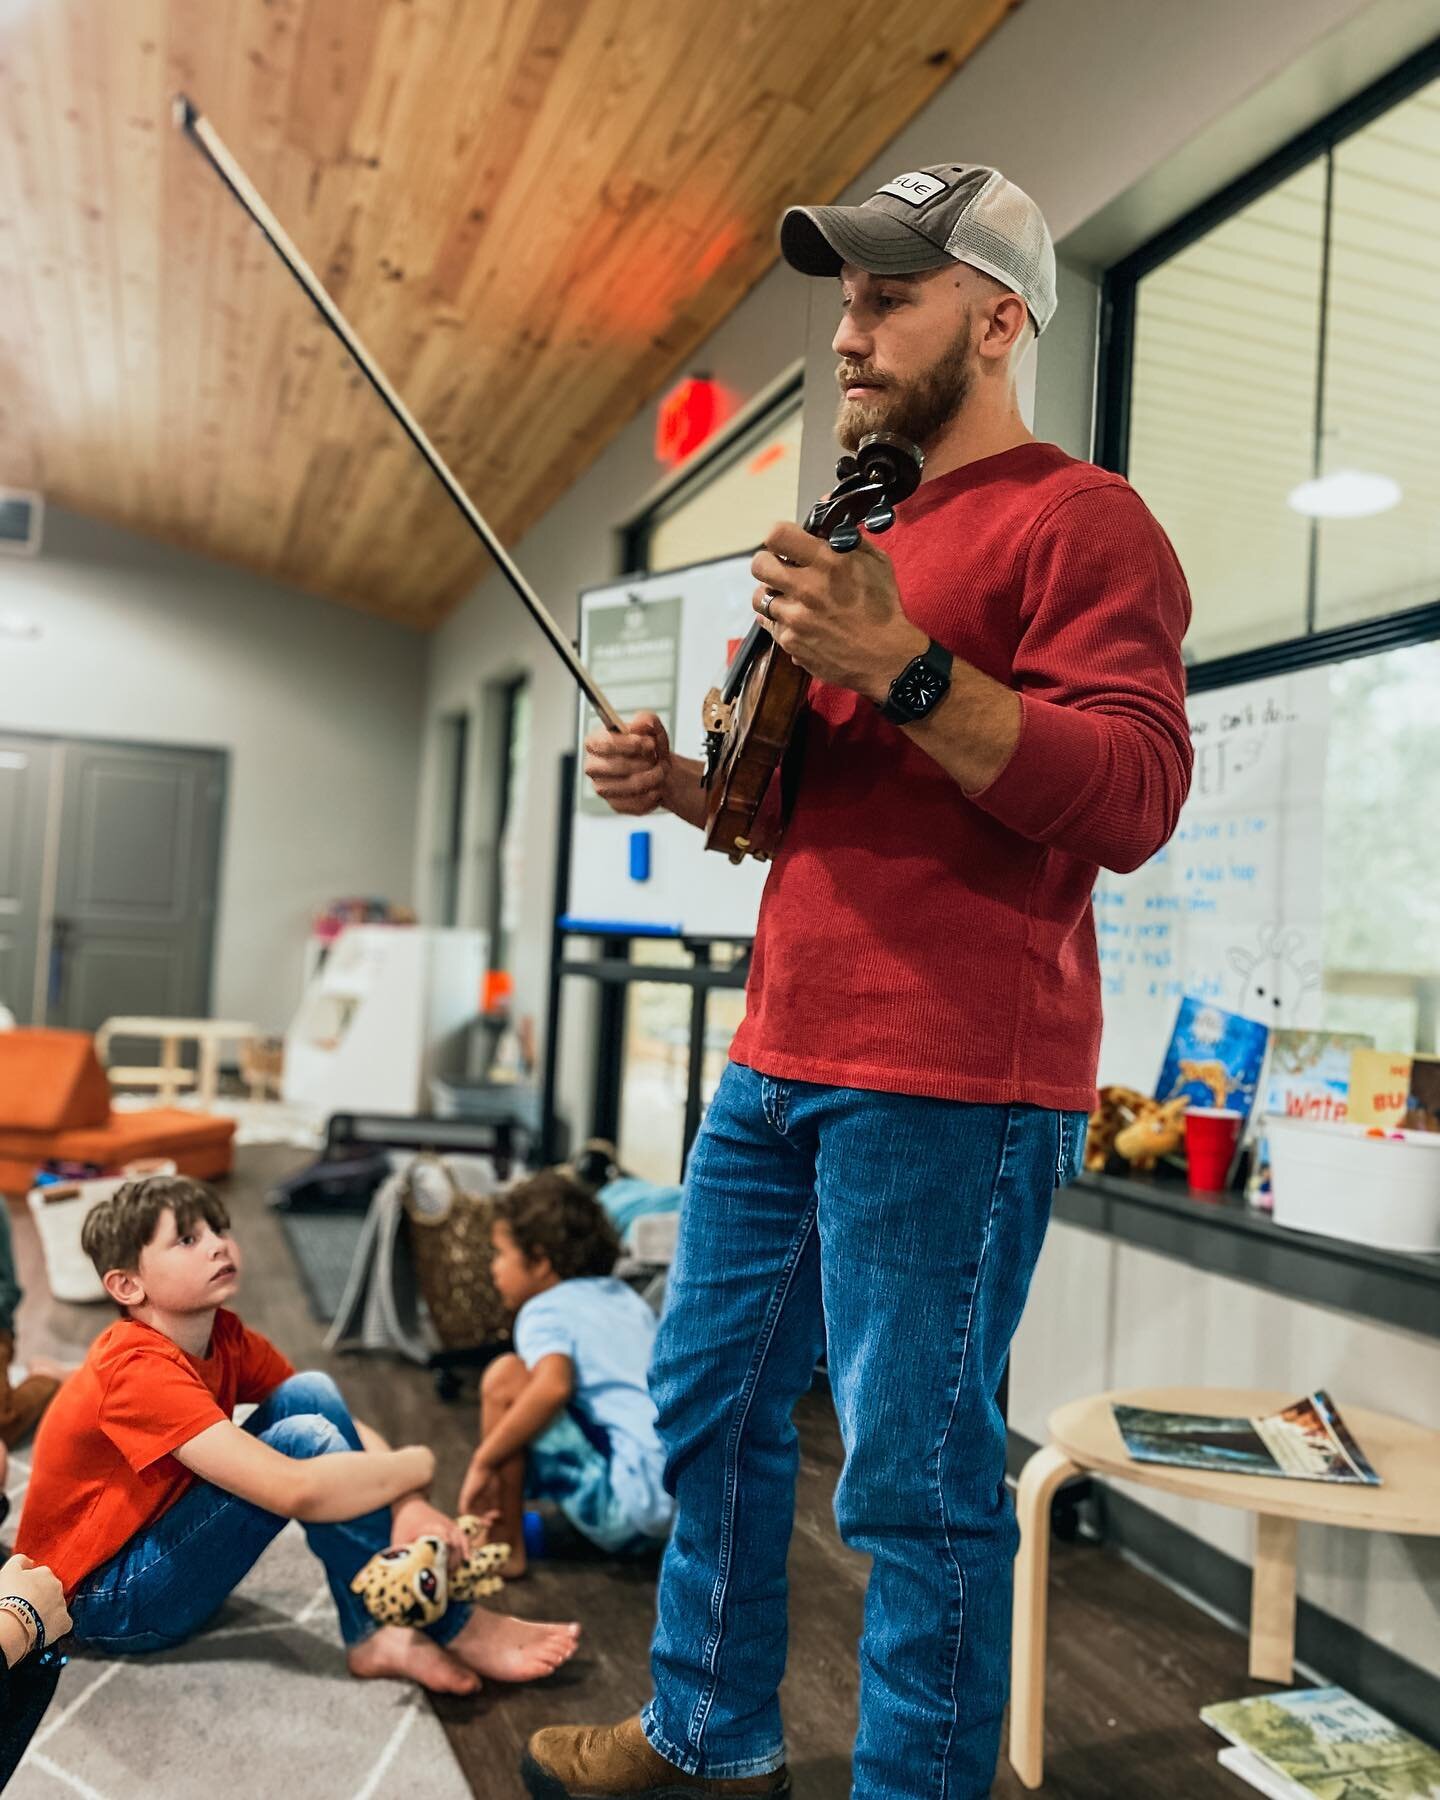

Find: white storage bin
<box><xmin>1267</xmin><ymin>1116</ymin><xmax>1440</xmax><ymax>1253</ymax></box>
<box><xmin>27</xmin><ymin>1178</ymin><xmax>124</xmax><ymax>1303</ymax></box>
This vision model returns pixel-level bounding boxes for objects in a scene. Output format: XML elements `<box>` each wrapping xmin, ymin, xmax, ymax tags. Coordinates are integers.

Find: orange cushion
<box><xmin>0</xmin><ymin>1029</ymin><xmax>112</xmax><ymax>1132</ymax></box>
<box><xmin>0</xmin><ymin>1110</ymin><xmax>236</xmax><ymax>1196</ymax></box>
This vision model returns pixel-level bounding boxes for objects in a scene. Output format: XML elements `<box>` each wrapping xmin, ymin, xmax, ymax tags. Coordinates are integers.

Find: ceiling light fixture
<box><xmin>1287</xmin><ymin>469</ymin><xmax>1402</xmax><ymax>519</ymax></box>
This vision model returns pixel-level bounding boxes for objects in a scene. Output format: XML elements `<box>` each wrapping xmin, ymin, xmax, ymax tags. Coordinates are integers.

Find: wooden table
<box><xmin>1008</xmin><ymin>1386</ymin><xmax>1440</xmax><ymax>1789</ymax></box>
<box><xmin>95</xmin><ymin>1016</ymin><xmax>262</xmax><ymax>1106</ymax></box>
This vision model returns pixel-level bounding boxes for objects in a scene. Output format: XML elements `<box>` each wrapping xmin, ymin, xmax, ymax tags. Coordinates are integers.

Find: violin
<box><xmin>700</xmin><ymin>431</ymin><xmax>923</xmax><ymax>863</ymax></box>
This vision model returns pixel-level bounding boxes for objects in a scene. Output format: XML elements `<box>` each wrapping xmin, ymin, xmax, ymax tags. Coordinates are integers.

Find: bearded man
<box><xmin>524</xmin><ymin>165</ymin><xmax>1193</xmax><ymax>1800</ymax></box>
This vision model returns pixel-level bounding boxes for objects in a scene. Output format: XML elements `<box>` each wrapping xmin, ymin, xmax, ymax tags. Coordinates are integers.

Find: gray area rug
<box><xmin>277</xmin><ymin>1209</ymin><xmax>369</xmax><ymax>1324</ymax></box>
<box><xmin>5</xmin><ymin>1451</ymin><xmax>472</xmax><ymax>1800</ymax></box>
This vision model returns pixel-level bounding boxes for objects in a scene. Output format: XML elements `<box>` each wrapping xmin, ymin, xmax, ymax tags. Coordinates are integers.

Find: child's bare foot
<box><xmin>498</xmin><ymin>1547</ymin><xmax>528</xmax><ymax>1581</ymax></box>
<box><xmin>446</xmin><ymin>1607</ymin><xmax>580</xmax><ymax>1682</ymax></box>
<box><xmin>348</xmin><ymin>1625</ymin><xmax>480</xmax><ymax>1695</ymax></box>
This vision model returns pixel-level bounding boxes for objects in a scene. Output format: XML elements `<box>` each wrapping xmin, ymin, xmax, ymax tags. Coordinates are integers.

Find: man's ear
<box><xmin>102</xmin><ymin>1267</ymin><xmax>146</xmax><ymax>1308</ymax></box>
<box><xmin>978</xmin><ymin>293</ymin><xmax>1030</xmax><ymax>362</ymax></box>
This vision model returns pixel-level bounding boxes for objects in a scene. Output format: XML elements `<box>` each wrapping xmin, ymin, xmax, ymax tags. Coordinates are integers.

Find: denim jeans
<box><xmin>68</xmin><ymin>1371</ymin><xmax>470</xmax><ymax>1654</ymax></box>
<box><xmin>641</xmin><ymin>1064</ymin><xmax>1086</xmax><ymax>1799</ymax></box>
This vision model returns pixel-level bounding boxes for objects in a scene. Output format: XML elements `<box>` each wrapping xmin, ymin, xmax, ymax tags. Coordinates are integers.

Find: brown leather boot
<box><xmin>0</xmin><ymin>1331</ymin><xmax>60</xmax><ymax>1450</ymax></box>
<box><xmin>521</xmin><ymin>1716</ymin><xmax>790</xmax><ymax>1798</ymax></box>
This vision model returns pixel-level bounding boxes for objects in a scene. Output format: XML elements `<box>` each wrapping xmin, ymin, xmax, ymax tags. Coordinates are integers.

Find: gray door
<box><xmin>47</xmin><ymin>740</ymin><xmax>225</xmax><ymax>1033</ymax></box>
<box><xmin>0</xmin><ymin>736</ymin><xmax>57</xmax><ymax>1023</ymax></box>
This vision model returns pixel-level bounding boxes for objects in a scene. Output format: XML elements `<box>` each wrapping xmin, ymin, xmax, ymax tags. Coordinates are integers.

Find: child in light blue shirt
<box><xmin>458</xmin><ymin>1171</ymin><xmax>674</xmax><ymax>1576</ymax></box>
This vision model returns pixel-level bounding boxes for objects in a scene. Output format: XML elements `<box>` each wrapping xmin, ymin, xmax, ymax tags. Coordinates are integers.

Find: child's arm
<box><xmin>351</xmin><ymin>1415</ymin><xmax>468</xmax><ymax>1562</ymax></box>
<box><xmin>460</xmin><ymin>1353</ymin><xmax>573</xmax><ymax>1513</ymax></box>
<box><xmin>175</xmin><ymin>1420</ymin><xmax>434</xmax><ymax>1523</ymax></box>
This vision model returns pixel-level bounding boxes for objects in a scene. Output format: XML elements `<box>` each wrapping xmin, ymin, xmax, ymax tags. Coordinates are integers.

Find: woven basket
<box><xmin>401</xmin><ymin>1155</ymin><xmax>511</xmax><ymax>1352</ymax></box>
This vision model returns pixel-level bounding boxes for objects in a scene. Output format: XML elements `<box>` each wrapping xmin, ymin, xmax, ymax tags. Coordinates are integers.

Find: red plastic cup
<box><xmin>1185</xmin><ymin>1107</ymin><xmax>1242</xmax><ymax>1194</ymax></box>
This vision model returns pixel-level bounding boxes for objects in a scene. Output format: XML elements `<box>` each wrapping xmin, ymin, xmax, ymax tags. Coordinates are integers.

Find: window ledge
<box><xmin>1057</xmin><ymin>1170</ymin><xmax>1440</xmax><ymax>1340</ymax></box>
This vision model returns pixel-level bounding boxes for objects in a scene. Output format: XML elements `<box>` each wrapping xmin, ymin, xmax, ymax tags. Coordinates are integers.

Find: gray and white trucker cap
<box><xmin>780</xmin><ymin>163</ymin><xmax>1057</xmax><ymax>334</ymax></box>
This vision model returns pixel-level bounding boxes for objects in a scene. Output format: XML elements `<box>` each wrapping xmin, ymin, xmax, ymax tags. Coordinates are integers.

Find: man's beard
<box><xmin>835</xmin><ymin>314</ymin><xmax>975</xmax><ymax>454</ymax></box>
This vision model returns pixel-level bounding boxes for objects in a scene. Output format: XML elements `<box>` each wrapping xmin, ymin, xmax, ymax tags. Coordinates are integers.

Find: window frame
<box><xmin>621</xmin><ymin>372</ymin><xmax>804</xmax><ymax>575</ymax></box>
<box><xmin>1097</xmin><ymin>30</ymin><xmax>1440</xmax><ymax>687</ymax></box>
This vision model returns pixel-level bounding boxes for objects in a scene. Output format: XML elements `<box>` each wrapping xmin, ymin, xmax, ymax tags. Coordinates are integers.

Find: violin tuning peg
<box><xmin>862</xmin><ymin>505</ymin><xmax>895</xmax><ymax>533</ymax></box>
<box><xmin>827</xmin><ymin>523</ymin><xmax>861</xmax><ymax>553</ymax></box>
<box><xmin>834</xmin><ymin>455</ymin><xmax>859</xmax><ymax>481</ymax></box>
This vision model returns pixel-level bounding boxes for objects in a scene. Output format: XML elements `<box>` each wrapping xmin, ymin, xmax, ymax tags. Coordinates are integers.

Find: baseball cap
<box><xmin>780</xmin><ymin>163</ymin><xmax>1057</xmax><ymax>335</ymax></box>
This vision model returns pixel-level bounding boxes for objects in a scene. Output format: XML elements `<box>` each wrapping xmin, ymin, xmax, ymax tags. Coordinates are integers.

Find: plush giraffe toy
<box><xmin>351</xmin><ymin>1514</ymin><xmax>511</xmax><ymax>1629</ymax></box>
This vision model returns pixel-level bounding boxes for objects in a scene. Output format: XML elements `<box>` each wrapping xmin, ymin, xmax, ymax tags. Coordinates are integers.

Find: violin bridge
<box><xmin>701</xmin><ymin>688</ymin><xmax>733</xmax><ymax>735</ymax></box>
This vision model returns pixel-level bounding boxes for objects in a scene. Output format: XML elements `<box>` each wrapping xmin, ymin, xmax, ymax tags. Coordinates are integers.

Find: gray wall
<box><xmin>0</xmin><ymin>510</ymin><xmax>427</xmax><ymax>1031</ymax></box>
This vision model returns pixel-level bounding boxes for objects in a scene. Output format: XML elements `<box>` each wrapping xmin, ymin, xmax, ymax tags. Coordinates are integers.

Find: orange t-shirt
<box><xmin>17</xmin><ymin>1309</ymin><xmax>295</xmax><ymax>1596</ymax></box>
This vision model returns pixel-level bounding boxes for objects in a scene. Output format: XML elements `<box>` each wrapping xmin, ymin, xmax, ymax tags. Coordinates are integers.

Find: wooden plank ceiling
<box><xmin>0</xmin><ymin>0</ymin><xmax>1019</xmax><ymax>629</ymax></box>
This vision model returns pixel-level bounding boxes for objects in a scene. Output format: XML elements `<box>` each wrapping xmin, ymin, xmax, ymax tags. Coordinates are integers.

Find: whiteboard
<box><xmin>567</xmin><ymin>555</ymin><xmax>770</xmax><ymax>938</ymax></box>
<box><xmin>1095</xmin><ymin>666</ymin><xmax>1331</xmax><ymax>1090</ymax></box>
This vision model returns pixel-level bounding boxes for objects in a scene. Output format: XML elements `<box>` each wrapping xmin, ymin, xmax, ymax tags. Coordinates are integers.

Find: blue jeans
<box><xmin>641</xmin><ymin>1064</ymin><xmax>1086</xmax><ymax>1799</ymax></box>
<box><xmin>68</xmin><ymin>1372</ymin><xmax>470</xmax><ymax>1654</ymax></box>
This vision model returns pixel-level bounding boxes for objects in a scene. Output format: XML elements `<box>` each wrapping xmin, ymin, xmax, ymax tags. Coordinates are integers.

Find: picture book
<box><xmin>1155</xmin><ymin>997</ymin><xmax>1270</xmax><ymax>1124</ymax></box>
<box><xmin>1246</xmin><ymin>1030</ymin><xmax>1371</xmax><ymax>1210</ymax></box>
<box><xmin>1111</xmin><ymin>1391</ymin><xmax>1380</xmax><ymax>1485</ymax></box>
<box><xmin>1218</xmin><ymin>1745</ymin><xmax>1308</xmax><ymax>1800</ymax></box>
<box><xmin>1346</xmin><ymin>1051</ymin><xmax>1440</xmax><ymax>1131</ymax></box>
<box><xmin>1202</xmin><ymin>1688</ymin><xmax>1440</xmax><ymax>1799</ymax></box>
<box><xmin>1403</xmin><ymin>1057</ymin><xmax>1440</xmax><ymax>1134</ymax></box>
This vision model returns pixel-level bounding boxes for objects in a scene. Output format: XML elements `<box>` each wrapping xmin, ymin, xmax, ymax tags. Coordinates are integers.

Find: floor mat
<box><xmin>4</xmin><ymin>1478</ymin><xmax>471</xmax><ymax>1800</ymax></box>
<box><xmin>276</xmin><ymin>1210</ymin><xmax>368</xmax><ymax>1324</ymax></box>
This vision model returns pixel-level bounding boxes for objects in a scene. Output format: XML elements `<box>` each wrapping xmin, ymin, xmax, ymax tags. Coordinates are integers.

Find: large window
<box><xmin>1109</xmin><ymin>51</ymin><xmax>1440</xmax><ymax>664</ymax></box>
<box><xmin>485</xmin><ymin>676</ymin><xmax>530</xmax><ymax>975</ymax></box>
<box><xmin>431</xmin><ymin>712</ymin><xmax>469</xmax><ymax>927</ymax></box>
<box><xmin>1100</xmin><ymin>41</ymin><xmax>1440</xmax><ymax>1059</ymax></box>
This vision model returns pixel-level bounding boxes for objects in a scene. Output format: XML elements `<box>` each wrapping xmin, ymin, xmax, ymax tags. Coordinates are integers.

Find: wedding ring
<box><xmin>759</xmin><ymin>589</ymin><xmax>779</xmax><ymax>619</ymax></box>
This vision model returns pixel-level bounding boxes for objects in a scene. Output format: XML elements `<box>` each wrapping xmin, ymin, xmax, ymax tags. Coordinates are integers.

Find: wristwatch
<box><xmin>879</xmin><ymin>640</ymin><xmax>953</xmax><ymax>725</ymax></box>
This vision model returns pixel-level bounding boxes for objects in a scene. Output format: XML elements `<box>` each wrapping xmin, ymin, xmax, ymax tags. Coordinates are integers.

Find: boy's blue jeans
<box><xmin>641</xmin><ymin>1064</ymin><xmax>1086</xmax><ymax>1799</ymax></box>
<box><xmin>68</xmin><ymin>1372</ymin><xmax>470</xmax><ymax>1654</ymax></box>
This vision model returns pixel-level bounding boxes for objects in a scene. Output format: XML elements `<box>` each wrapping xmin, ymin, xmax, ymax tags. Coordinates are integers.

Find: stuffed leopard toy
<box><xmin>351</xmin><ymin>1514</ymin><xmax>510</xmax><ymax>1629</ymax></box>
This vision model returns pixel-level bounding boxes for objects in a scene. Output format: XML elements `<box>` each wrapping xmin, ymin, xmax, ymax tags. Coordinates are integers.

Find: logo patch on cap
<box><xmin>877</xmin><ymin>171</ymin><xmax>947</xmax><ymax>207</ymax></box>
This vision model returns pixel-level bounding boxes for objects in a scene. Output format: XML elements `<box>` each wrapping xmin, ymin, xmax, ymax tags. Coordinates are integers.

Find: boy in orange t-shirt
<box><xmin>17</xmin><ymin>1176</ymin><xmax>579</xmax><ymax>1692</ymax></box>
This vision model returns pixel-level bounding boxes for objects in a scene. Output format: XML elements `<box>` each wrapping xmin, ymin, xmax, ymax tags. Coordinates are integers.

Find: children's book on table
<box><xmin>1111</xmin><ymin>1391</ymin><xmax>1380</xmax><ymax>1485</ymax></box>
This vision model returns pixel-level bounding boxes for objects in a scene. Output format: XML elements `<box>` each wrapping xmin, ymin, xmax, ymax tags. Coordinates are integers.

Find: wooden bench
<box><xmin>96</xmin><ymin>1016</ymin><xmax>263</xmax><ymax>1106</ymax></box>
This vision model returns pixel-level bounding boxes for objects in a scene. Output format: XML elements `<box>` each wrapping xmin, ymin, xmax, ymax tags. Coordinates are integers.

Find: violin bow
<box><xmin>172</xmin><ymin>95</ymin><xmax>624</xmax><ymax>733</ymax></box>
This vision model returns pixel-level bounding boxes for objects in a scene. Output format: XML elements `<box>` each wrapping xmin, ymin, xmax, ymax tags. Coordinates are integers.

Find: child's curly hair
<box><xmin>493</xmin><ymin>1170</ymin><xmax>622</xmax><ymax>1280</ymax></box>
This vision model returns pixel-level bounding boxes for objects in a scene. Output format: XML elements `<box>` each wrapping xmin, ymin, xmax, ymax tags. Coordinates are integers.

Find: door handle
<box><xmin>48</xmin><ymin>917</ymin><xmax>72</xmax><ymax>1011</ymax></box>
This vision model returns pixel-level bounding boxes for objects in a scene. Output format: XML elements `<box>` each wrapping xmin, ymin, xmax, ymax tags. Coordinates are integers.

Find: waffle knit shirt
<box><xmin>727</xmin><ymin>440</ymin><xmax>1193</xmax><ymax>1112</ymax></box>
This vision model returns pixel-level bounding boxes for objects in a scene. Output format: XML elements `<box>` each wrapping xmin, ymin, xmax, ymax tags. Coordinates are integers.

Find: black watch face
<box><xmin>893</xmin><ymin>661</ymin><xmax>948</xmax><ymax>716</ymax></box>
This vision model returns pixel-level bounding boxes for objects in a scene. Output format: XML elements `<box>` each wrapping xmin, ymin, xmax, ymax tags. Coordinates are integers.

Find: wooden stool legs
<box><xmin>1250</xmin><ymin>1512</ymin><xmax>1297</xmax><ymax>1682</ymax></box>
<box><xmin>1009</xmin><ymin>1444</ymin><xmax>1082</xmax><ymax>1789</ymax></box>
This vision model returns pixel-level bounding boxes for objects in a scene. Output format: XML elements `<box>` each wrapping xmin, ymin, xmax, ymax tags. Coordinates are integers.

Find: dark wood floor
<box><xmin>12</xmin><ymin>1146</ymin><xmax>1270</xmax><ymax>1797</ymax></box>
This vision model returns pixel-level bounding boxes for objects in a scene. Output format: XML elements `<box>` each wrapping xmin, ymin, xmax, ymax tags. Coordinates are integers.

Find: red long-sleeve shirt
<box><xmin>728</xmin><ymin>440</ymin><xmax>1193</xmax><ymax>1112</ymax></box>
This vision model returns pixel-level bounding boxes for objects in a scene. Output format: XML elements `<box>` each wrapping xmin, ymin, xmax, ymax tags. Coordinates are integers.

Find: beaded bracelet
<box><xmin>0</xmin><ymin>1595</ymin><xmax>46</xmax><ymax>1656</ymax></box>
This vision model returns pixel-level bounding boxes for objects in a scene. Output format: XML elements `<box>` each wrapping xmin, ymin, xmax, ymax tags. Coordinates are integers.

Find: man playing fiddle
<box><xmin>526</xmin><ymin>164</ymin><xmax>1192</xmax><ymax>1799</ymax></box>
